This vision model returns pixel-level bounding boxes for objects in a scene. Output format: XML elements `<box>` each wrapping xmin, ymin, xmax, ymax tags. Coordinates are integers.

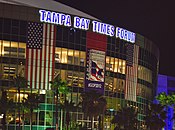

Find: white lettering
<box><xmin>39</xmin><ymin>10</ymin><xmax>71</xmax><ymax>27</ymax></box>
<box><xmin>116</xmin><ymin>27</ymin><xmax>135</xmax><ymax>43</ymax></box>
<box><xmin>88</xmin><ymin>83</ymin><xmax>102</xmax><ymax>88</ymax></box>
<box><xmin>74</xmin><ymin>16</ymin><xmax>90</xmax><ymax>30</ymax></box>
<box><xmin>39</xmin><ymin>9</ymin><xmax>136</xmax><ymax>43</ymax></box>
<box><xmin>92</xmin><ymin>21</ymin><xmax>115</xmax><ymax>37</ymax></box>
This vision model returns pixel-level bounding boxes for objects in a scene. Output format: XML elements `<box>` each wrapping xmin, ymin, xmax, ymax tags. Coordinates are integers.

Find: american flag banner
<box><xmin>26</xmin><ymin>22</ymin><xmax>56</xmax><ymax>90</ymax></box>
<box><xmin>125</xmin><ymin>44</ymin><xmax>139</xmax><ymax>102</ymax></box>
<box><xmin>126</xmin><ymin>43</ymin><xmax>134</xmax><ymax>66</ymax></box>
<box><xmin>85</xmin><ymin>32</ymin><xmax>107</xmax><ymax>94</ymax></box>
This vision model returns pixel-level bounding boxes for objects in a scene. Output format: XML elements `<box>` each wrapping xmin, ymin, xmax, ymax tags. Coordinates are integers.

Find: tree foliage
<box><xmin>0</xmin><ymin>89</ymin><xmax>15</xmax><ymax>130</ymax></box>
<box><xmin>22</xmin><ymin>93</ymin><xmax>40</xmax><ymax>130</ymax></box>
<box><xmin>22</xmin><ymin>93</ymin><xmax>40</xmax><ymax>113</ymax></box>
<box><xmin>156</xmin><ymin>92</ymin><xmax>175</xmax><ymax>123</ymax></box>
<box><xmin>49</xmin><ymin>74</ymin><xmax>69</xmax><ymax>95</ymax></box>
<box><xmin>14</xmin><ymin>75</ymin><xmax>29</xmax><ymax>89</ymax></box>
<box><xmin>156</xmin><ymin>92</ymin><xmax>175</xmax><ymax>106</ymax></box>
<box><xmin>111</xmin><ymin>107</ymin><xmax>138</xmax><ymax>130</ymax></box>
<box><xmin>145</xmin><ymin>103</ymin><xmax>167</xmax><ymax>130</ymax></box>
<box><xmin>80</xmin><ymin>90</ymin><xmax>107</xmax><ymax>118</ymax></box>
<box><xmin>49</xmin><ymin>74</ymin><xmax>69</xmax><ymax>130</ymax></box>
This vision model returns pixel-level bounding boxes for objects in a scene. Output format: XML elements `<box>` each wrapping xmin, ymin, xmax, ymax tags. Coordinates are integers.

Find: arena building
<box><xmin>0</xmin><ymin>0</ymin><xmax>159</xmax><ymax>129</ymax></box>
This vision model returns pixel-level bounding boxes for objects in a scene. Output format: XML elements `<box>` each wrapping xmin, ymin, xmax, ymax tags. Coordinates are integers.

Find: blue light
<box><xmin>74</xmin><ymin>16</ymin><xmax>90</xmax><ymax>30</ymax></box>
<box><xmin>116</xmin><ymin>27</ymin><xmax>135</xmax><ymax>43</ymax></box>
<box><xmin>39</xmin><ymin>9</ymin><xmax>136</xmax><ymax>43</ymax></box>
<box><xmin>39</xmin><ymin>10</ymin><xmax>71</xmax><ymax>27</ymax></box>
<box><xmin>92</xmin><ymin>21</ymin><xmax>115</xmax><ymax>37</ymax></box>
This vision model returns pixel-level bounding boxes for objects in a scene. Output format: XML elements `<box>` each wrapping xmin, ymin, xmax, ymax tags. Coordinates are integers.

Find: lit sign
<box><xmin>39</xmin><ymin>9</ymin><xmax>136</xmax><ymax>43</ymax></box>
<box><xmin>92</xmin><ymin>21</ymin><xmax>115</xmax><ymax>37</ymax></box>
<box><xmin>116</xmin><ymin>27</ymin><xmax>135</xmax><ymax>43</ymax></box>
<box><xmin>74</xmin><ymin>16</ymin><xmax>90</xmax><ymax>30</ymax></box>
<box><xmin>39</xmin><ymin>10</ymin><xmax>71</xmax><ymax>27</ymax></box>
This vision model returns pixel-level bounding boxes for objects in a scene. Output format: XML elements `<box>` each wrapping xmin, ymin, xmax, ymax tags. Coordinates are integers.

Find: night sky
<box><xmin>57</xmin><ymin>0</ymin><xmax>175</xmax><ymax>76</ymax></box>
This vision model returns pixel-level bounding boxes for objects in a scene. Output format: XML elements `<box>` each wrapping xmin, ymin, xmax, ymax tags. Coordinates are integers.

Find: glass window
<box><xmin>3</xmin><ymin>19</ymin><xmax>11</xmax><ymax>34</ymax></box>
<box><xmin>0</xmin><ymin>41</ymin><xmax>25</xmax><ymax>58</ymax></box>
<box><xmin>20</xmin><ymin>20</ymin><xmax>27</xmax><ymax>36</ymax></box>
<box><xmin>121</xmin><ymin>60</ymin><xmax>126</xmax><ymax>74</ymax></box>
<box><xmin>105</xmin><ymin>77</ymin><xmax>113</xmax><ymax>91</ymax></box>
<box><xmin>61</xmin><ymin>48</ymin><xmax>68</xmax><ymax>63</ymax></box>
<box><xmin>137</xmin><ymin>84</ymin><xmax>146</xmax><ymax>98</ymax></box>
<box><xmin>61</xmin><ymin>70</ymin><xmax>66</xmax><ymax>80</ymax></box>
<box><xmin>0</xmin><ymin>40</ymin><xmax>2</xmax><ymax>56</ymax></box>
<box><xmin>55</xmin><ymin>48</ymin><xmax>61</xmax><ymax>63</ymax></box>
<box><xmin>68</xmin><ymin>49</ymin><xmax>74</xmax><ymax>64</ymax></box>
<box><xmin>3</xmin><ymin>41</ymin><xmax>10</xmax><ymax>57</ymax></box>
<box><xmin>138</xmin><ymin>65</ymin><xmax>152</xmax><ymax>83</ymax></box>
<box><xmin>65</xmin><ymin>70</ymin><xmax>84</xmax><ymax>88</ymax></box>
<box><xmin>18</xmin><ymin>42</ymin><xmax>26</xmax><ymax>58</ymax></box>
<box><xmin>67</xmin><ymin>70</ymin><xmax>73</xmax><ymax>86</ymax></box>
<box><xmin>116</xmin><ymin>79</ymin><xmax>125</xmax><ymax>93</ymax></box>
<box><xmin>74</xmin><ymin>50</ymin><xmax>79</xmax><ymax>65</ymax></box>
<box><xmin>118</xmin><ymin>59</ymin><xmax>122</xmax><ymax>73</ymax></box>
<box><xmin>78</xmin><ymin>72</ymin><xmax>84</xmax><ymax>87</ymax></box>
<box><xmin>2</xmin><ymin>64</ymin><xmax>16</xmax><ymax>79</ymax></box>
<box><xmin>106</xmin><ymin>56</ymin><xmax>110</xmax><ymax>71</ymax></box>
<box><xmin>80</xmin><ymin>51</ymin><xmax>85</xmax><ymax>66</ymax></box>
<box><xmin>110</xmin><ymin>57</ymin><xmax>114</xmax><ymax>71</ymax></box>
<box><xmin>114</xmin><ymin>58</ymin><xmax>118</xmax><ymax>72</ymax></box>
<box><xmin>11</xmin><ymin>42</ymin><xmax>18</xmax><ymax>57</ymax></box>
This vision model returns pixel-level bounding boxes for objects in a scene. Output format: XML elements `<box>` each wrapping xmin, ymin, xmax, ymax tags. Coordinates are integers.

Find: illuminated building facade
<box><xmin>0</xmin><ymin>0</ymin><xmax>159</xmax><ymax>129</ymax></box>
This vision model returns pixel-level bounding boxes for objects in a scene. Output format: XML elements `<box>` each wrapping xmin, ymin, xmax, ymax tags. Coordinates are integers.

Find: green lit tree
<box><xmin>156</xmin><ymin>92</ymin><xmax>175</xmax><ymax>106</ymax></box>
<box><xmin>111</xmin><ymin>107</ymin><xmax>138</xmax><ymax>130</ymax></box>
<box><xmin>22</xmin><ymin>93</ymin><xmax>40</xmax><ymax>130</ymax></box>
<box><xmin>80</xmin><ymin>90</ymin><xmax>107</xmax><ymax>129</ymax></box>
<box><xmin>145</xmin><ymin>103</ymin><xmax>167</xmax><ymax>130</ymax></box>
<box><xmin>156</xmin><ymin>92</ymin><xmax>175</xmax><ymax>123</ymax></box>
<box><xmin>49</xmin><ymin>74</ymin><xmax>68</xmax><ymax>130</ymax></box>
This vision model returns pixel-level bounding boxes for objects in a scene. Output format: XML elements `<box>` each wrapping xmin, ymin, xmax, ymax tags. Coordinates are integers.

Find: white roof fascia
<box><xmin>0</xmin><ymin>0</ymin><xmax>99</xmax><ymax>20</ymax></box>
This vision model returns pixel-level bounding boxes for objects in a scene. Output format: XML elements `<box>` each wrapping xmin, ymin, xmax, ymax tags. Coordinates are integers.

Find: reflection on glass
<box><xmin>138</xmin><ymin>65</ymin><xmax>152</xmax><ymax>83</ymax></box>
<box><xmin>106</xmin><ymin>57</ymin><xmax>126</xmax><ymax>74</ymax></box>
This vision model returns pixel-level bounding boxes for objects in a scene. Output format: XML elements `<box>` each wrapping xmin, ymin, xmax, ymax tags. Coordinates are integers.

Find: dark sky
<box><xmin>57</xmin><ymin>0</ymin><xmax>175</xmax><ymax>76</ymax></box>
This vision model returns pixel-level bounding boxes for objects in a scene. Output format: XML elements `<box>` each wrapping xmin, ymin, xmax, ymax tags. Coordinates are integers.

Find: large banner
<box><xmin>26</xmin><ymin>23</ymin><xmax>56</xmax><ymax>90</ymax></box>
<box><xmin>85</xmin><ymin>32</ymin><xmax>107</xmax><ymax>94</ymax></box>
<box><xmin>125</xmin><ymin>44</ymin><xmax>139</xmax><ymax>102</ymax></box>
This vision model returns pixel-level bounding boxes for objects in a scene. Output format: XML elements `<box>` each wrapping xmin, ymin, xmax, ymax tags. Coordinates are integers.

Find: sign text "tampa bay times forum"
<box><xmin>39</xmin><ymin>10</ymin><xmax>135</xmax><ymax>43</ymax></box>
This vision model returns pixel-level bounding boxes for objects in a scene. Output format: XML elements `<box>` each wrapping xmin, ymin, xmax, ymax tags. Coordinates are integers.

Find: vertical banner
<box><xmin>26</xmin><ymin>23</ymin><xmax>56</xmax><ymax>90</ymax></box>
<box><xmin>85</xmin><ymin>32</ymin><xmax>107</xmax><ymax>94</ymax></box>
<box><xmin>125</xmin><ymin>44</ymin><xmax>139</xmax><ymax>102</ymax></box>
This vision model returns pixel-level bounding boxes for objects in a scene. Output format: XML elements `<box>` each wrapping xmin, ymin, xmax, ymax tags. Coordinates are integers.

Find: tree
<box><xmin>111</xmin><ymin>107</ymin><xmax>138</xmax><ymax>130</ymax></box>
<box><xmin>145</xmin><ymin>103</ymin><xmax>167</xmax><ymax>130</ymax></box>
<box><xmin>156</xmin><ymin>92</ymin><xmax>175</xmax><ymax>124</ymax></box>
<box><xmin>22</xmin><ymin>93</ymin><xmax>40</xmax><ymax>130</ymax></box>
<box><xmin>0</xmin><ymin>89</ymin><xmax>15</xmax><ymax>130</ymax></box>
<box><xmin>156</xmin><ymin>92</ymin><xmax>175</xmax><ymax>106</ymax></box>
<box><xmin>14</xmin><ymin>75</ymin><xmax>28</xmax><ymax>130</ymax></box>
<box><xmin>80</xmin><ymin>90</ymin><xmax>107</xmax><ymax>129</ymax></box>
<box><xmin>49</xmin><ymin>74</ymin><xmax>68</xmax><ymax>130</ymax></box>
<box><xmin>60</xmin><ymin>100</ymin><xmax>78</xmax><ymax>130</ymax></box>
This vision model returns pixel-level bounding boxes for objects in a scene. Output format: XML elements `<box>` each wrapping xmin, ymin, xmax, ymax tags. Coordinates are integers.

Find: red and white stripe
<box><xmin>26</xmin><ymin>24</ymin><xmax>56</xmax><ymax>90</ymax></box>
<box><xmin>125</xmin><ymin>45</ymin><xmax>139</xmax><ymax>102</ymax></box>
